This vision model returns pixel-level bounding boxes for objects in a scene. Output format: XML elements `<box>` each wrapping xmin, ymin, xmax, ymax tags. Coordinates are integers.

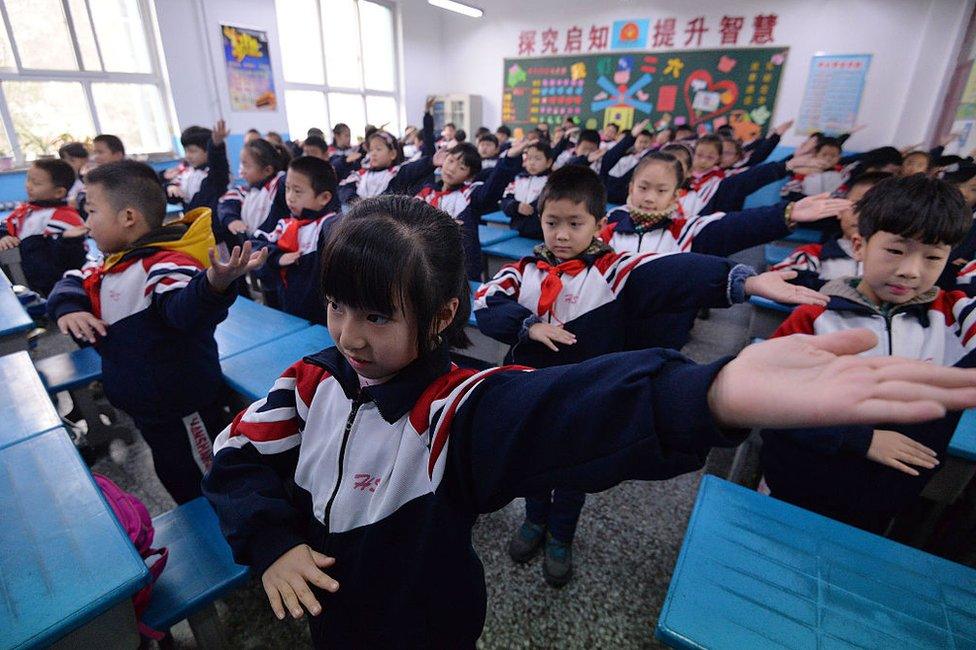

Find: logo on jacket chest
<box><xmin>353</xmin><ymin>473</ymin><xmax>381</xmax><ymax>493</ymax></box>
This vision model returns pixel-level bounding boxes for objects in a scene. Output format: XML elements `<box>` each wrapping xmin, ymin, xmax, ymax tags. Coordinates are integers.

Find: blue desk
<box><xmin>0</xmin><ymin>351</ymin><xmax>62</xmax><ymax>449</ymax></box>
<box><xmin>656</xmin><ymin>476</ymin><xmax>976</xmax><ymax>649</ymax></box>
<box><xmin>215</xmin><ymin>297</ymin><xmax>311</xmax><ymax>360</ymax></box>
<box><xmin>0</xmin><ymin>428</ymin><xmax>149</xmax><ymax>648</ymax></box>
<box><xmin>764</xmin><ymin>243</ymin><xmax>795</xmax><ymax>267</ymax></box>
<box><xmin>0</xmin><ymin>270</ymin><xmax>32</xmax><ymax>353</ymax></box>
<box><xmin>221</xmin><ymin>325</ymin><xmax>334</xmax><ymax>402</ymax></box>
<box><xmin>481</xmin><ymin>210</ymin><xmax>510</xmax><ymax>225</ymax></box>
<box><xmin>482</xmin><ymin>236</ymin><xmax>541</xmax><ymax>261</ymax></box>
<box><xmin>478</xmin><ymin>225</ymin><xmax>518</xmax><ymax>248</ymax></box>
<box><xmin>748</xmin><ymin>295</ymin><xmax>796</xmax><ymax>314</ymax></box>
<box><xmin>949</xmin><ymin>408</ymin><xmax>976</xmax><ymax>462</ymax></box>
<box><xmin>468</xmin><ymin>280</ymin><xmax>481</xmax><ymax>327</ymax></box>
<box><xmin>785</xmin><ymin>228</ymin><xmax>822</xmax><ymax>244</ymax></box>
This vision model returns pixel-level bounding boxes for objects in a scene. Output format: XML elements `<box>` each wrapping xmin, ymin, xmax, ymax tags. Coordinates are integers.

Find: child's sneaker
<box><xmin>507</xmin><ymin>520</ymin><xmax>545</xmax><ymax>563</ymax></box>
<box><xmin>542</xmin><ymin>535</ymin><xmax>573</xmax><ymax>587</ymax></box>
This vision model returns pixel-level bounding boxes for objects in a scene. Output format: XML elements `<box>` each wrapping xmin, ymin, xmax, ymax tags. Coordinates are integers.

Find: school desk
<box><xmin>478</xmin><ymin>225</ymin><xmax>518</xmax><ymax>248</ymax></box>
<box><xmin>214</xmin><ymin>296</ymin><xmax>312</xmax><ymax>360</ymax></box>
<box><xmin>656</xmin><ymin>476</ymin><xmax>976</xmax><ymax>649</ymax></box>
<box><xmin>220</xmin><ymin>325</ymin><xmax>334</xmax><ymax>402</ymax></box>
<box><xmin>0</xmin><ymin>269</ymin><xmax>32</xmax><ymax>353</ymax></box>
<box><xmin>481</xmin><ymin>210</ymin><xmax>511</xmax><ymax>225</ymax></box>
<box><xmin>0</xmin><ymin>351</ymin><xmax>61</xmax><ymax>449</ymax></box>
<box><xmin>482</xmin><ymin>236</ymin><xmax>541</xmax><ymax>261</ymax></box>
<box><xmin>0</xmin><ymin>428</ymin><xmax>149</xmax><ymax>648</ymax></box>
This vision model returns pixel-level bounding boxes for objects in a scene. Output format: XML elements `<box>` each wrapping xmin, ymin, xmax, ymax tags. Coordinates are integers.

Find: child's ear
<box><xmin>851</xmin><ymin>233</ymin><xmax>865</xmax><ymax>261</ymax></box>
<box><xmin>318</xmin><ymin>190</ymin><xmax>333</xmax><ymax>206</ymax></box>
<box><xmin>597</xmin><ymin>216</ymin><xmax>608</xmax><ymax>230</ymax></box>
<box><xmin>53</xmin><ymin>186</ymin><xmax>67</xmax><ymax>200</ymax></box>
<box><xmin>436</xmin><ymin>297</ymin><xmax>460</xmax><ymax>334</ymax></box>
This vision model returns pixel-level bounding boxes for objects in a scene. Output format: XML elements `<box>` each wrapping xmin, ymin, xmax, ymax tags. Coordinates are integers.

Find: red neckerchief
<box><xmin>535</xmin><ymin>259</ymin><xmax>587</xmax><ymax>318</ymax></box>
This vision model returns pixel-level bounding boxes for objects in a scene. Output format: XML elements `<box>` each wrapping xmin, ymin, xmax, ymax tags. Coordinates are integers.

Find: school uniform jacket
<box><xmin>202</xmin><ymin>343</ymin><xmax>746</xmax><ymax>647</ymax></box>
<box><xmin>2</xmin><ymin>200</ymin><xmax>86</xmax><ymax>295</ymax></box>
<box><xmin>167</xmin><ymin>141</ymin><xmax>231</xmax><ymax>213</ymax></box>
<box><xmin>250</xmin><ymin>200</ymin><xmax>342</xmax><ymax>324</ymax></box>
<box><xmin>46</xmin><ymin>210</ymin><xmax>235</xmax><ymax>423</ymax></box>
<box><xmin>599</xmin><ymin>203</ymin><xmax>791</xmax><ymax>257</ymax></box>
<box><xmin>771</xmin><ymin>237</ymin><xmax>859</xmax><ymax>289</ymax></box>
<box><xmin>415</xmin><ymin>155</ymin><xmax>521</xmax><ymax>281</ymax></box>
<box><xmin>338</xmin><ymin>114</ymin><xmax>435</xmax><ymax>204</ymax></box>
<box><xmin>499</xmin><ymin>171</ymin><xmax>549</xmax><ymax>239</ymax></box>
<box><xmin>473</xmin><ymin>247</ymin><xmax>754</xmax><ymax>368</ymax></box>
<box><xmin>760</xmin><ymin>278</ymin><xmax>975</xmax><ymax>517</ymax></box>
<box><xmin>218</xmin><ymin>171</ymin><xmax>288</xmax><ymax>236</ymax></box>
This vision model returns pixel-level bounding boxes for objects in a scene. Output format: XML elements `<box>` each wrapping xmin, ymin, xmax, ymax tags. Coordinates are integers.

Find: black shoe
<box><xmin>542</xmin><ymin>535</ymin><xmax>573</xmax><ymax>587</ymax></box>
<box><xmin>507</xmin><ymin>520</ymin><xmax>546</xmax><ymax>563</ymax></box>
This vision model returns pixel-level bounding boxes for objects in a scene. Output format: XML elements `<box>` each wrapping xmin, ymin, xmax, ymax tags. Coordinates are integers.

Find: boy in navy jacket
<box><xmin>47</xmin><ymin>160</ymin><xmax>266</xmax><ymax>504</ymax></box>
<box><xmin>475</xmin><ymin>166</ymin><xmax>829</xmax><ymax>585</ymax></box>
<box><xmin>165</xmin><ymin>120</ymin><xmax>231</xmax><ymax>214</ymax></box>
<box><xmin>251</xmin><ymin>156</ymin><xmax>342</xmax><ymax>324</ymax></box>
<box><xmin>761</xmin><ymin>175</ymin><xmax>976</xmax><ymax>532</ymax></box>
<box><xmin>0</xmin><ymin>159</ymin><xmax>86</xmax><ymax>296</ymax></box>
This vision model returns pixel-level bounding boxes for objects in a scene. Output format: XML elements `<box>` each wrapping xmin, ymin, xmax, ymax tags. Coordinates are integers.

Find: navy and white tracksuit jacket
<box><xmin>202</xmin><ymin>343</ymin><xmax>746</xmax><ymax>648</ymax></box>
<box><xmin>2</xmin><ymin>200</ymin><xmax>86</xmax><ymax>295</ymax></box>
<box><xmin>338</xmin><ymin>113</ymin><xmax>435</xmax><ymax>204</ymax></box>
<box><xmin>47</xmin><ymin>216</ymin><xmax>235</xmax><ymax>503</ymax></box>
<box><xmin>761</xmin><ymin>278</ymin><xmax>976</xmax><ymax>526</ymax></box>
<box><xmin>250</xmin><ymin>199</ymin><xmax>343</xmax><ymax>324</ymax></box>
<box><xmin>218</xmin><ymin>171</ymin><xmax>289</xmax><ymax>237</ymax></box>
<box><xmin>474</xmin><ymin>247</ymin><xmax>755</xmax><ymax>368</ymax></box>
<box><xmin>499</xmin><ymin>171</ymin><xmax>549</xmax><ymax>239</ymax></box>
<box><xmin>771</xmin><ymin>237</ymin><xmax>860</xmax><ymax>289</ymax></box>
<box><xmin>599</xmin><ymin>203</ymin><xmax>791</xmax><ymax>350</ymax></box>
<box><xmin>167</xmin><ymin>140</ymin><xmax>231</xmax><ymax>213</ymax></box>
<box><xmin>415</xmin><ymin>155</ymin><xmax>521</xmax><ymax>281</ymax></box>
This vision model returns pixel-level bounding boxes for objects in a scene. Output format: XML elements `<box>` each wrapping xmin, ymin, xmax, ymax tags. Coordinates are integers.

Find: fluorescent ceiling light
<box><xmin>428</xmin><ymin>0</ymin><xmax>483</xmax><ymax>18</ymax></box>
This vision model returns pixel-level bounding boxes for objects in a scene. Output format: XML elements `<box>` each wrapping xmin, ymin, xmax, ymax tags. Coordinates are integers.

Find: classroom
<box><xmin>1</xmin><ymin>0</ymin><xmax>975</xmax><ymax>647</ymax></box>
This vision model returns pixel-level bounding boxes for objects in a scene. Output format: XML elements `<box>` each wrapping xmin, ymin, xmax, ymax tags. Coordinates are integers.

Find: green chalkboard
<box><xmin>502</xmin><ymin>47</ymin><xmax>788</xmax><ymax>141</ymax></box>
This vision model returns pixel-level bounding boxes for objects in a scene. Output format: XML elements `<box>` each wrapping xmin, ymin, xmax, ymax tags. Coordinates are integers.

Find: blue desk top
<box><xmin>221</xmin><ymin>325</ymin><xmax>334</xmax><ymax>402</ymax></box>
<box><xmin>481</xmin><ymin>211</ymin><xmax>510</xmax><ymax>225</ymax></box>
<box><xmin>0</xmin><ymin>271</ymin><xmax>32</xmax><ymax>339</ymax></box>
<box><xmin>482</xmin><ymin>236</ymin><xmax>541</xmax><ymax>261</ymax></box>
<box><xmin>215</xmin><ymin>297</ymin><xmax>311</xmax><ymax>360</ymax></box>
<box><xmin>468</xmin><ymin>280</ymin><xmax>481</xmax><ymax>327</ymax></box>
<box><xmin>656</xmin><ymin>476</ymin><xmax>976</xmax><ymax>649</ymax></box>
<box><xmin>748</xmin><ymin>295</ymin><xmax>796</xmax><ymax>314</ymax></box>
<box><xmin>948</xmin><ymin>408</ymin><xmax>976</xmax><ymax>461</ymax></box>
<box><xmin>0</xmin><ymin>351</ymin><xmax>62</xmax><ymax>449</ymax></box>
<box><xmin>764</xmin><ymin>243</ymin><xmax>795</xmax><ymax>267</ymax></box>
<box><xmin>0</xmin><ymin>428</ymin><xmax>149</xmax><ymax>649</ymax></box>
<box><xmin>478</xmin><ymin>225</ymin><xmax>518</xmax><ymax>248</ymax></box>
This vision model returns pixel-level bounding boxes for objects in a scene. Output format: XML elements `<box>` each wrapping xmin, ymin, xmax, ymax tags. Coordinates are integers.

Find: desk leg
<box><xmin>187</xmin><ymin>602</ymin><xmax>227</xmax><ymax>649</ymax></box>
<box><xmin>0</xmin><ymin>334</ymin><xmax>28</xmax><ymax>355</ymax></box>
<box><xmin>50</xmin><ymin>599</ymin><xmax>140</xmax><ymax>649</ymax></box>
<box><xmin>0</xmin><ymin>247</ymin><xmax>28</xmax><ymax>286</ymax></box>
<box><xmin>913</xmin><ymin>457</ymin><xmax>976</xmax><ymax>547</ymax></box>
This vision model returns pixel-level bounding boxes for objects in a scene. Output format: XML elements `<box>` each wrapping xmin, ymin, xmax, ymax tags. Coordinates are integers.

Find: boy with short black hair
<box><xmin>474</xmin><ymin>133</ymin><xmax>500</xmax><ymax>182</ymax></box>
<box><xmin>166</xmin><ymin>120</ymin><xmax>231</xmax><ymax>214</ymax></box>
<box><xmin>302</xmin><ymin>135</ymin><xmax>330</xmax><ymax>160</ymax></box>
<box><xmin>58</xmin><ymin>141</ymin><xmax>89</xmax><ymax>204</ymax></box>
<box><xmin>496</xmin><ymin>124</ymin><xmax>512</xmax><ymax>151</ymax></box>
<box><xmin>0</xmin><ymin>158</ymin><xmax>86</xmax><ymax>295</ymax></box>
<box><xmin>251</xmin><ymin>155</ymin><xmax>341</xmax><ymax>324</ymax></box>
<box><xmin>500</xmin><ymin>141</ymin><xmax>554</xmax><ymax>238</ymax></box>
<box><xmin>475</xmin><ymin>165</ymin><xmax>828</xmax><ymax>586</ymax></box>
<box><xmin>47</xmin><ymin>159</ymin><xmax>266</xmax><ymax>504</ymax></box>
<box><xmin>762</xmin><ymin>174</ymin><xmax>976</xmax><ymax>532</ymax></box>
<box><xmin>92</xmin><ymin>134</ymin><xmax>125</xmax><ymax>166</ymax></box>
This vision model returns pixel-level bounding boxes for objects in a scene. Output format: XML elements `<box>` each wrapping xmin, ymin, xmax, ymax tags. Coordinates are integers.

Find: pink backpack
<box><xmin>94</xmin><ymin>473</ymin><xmax>169</xmax><ymax>639</ymax></box>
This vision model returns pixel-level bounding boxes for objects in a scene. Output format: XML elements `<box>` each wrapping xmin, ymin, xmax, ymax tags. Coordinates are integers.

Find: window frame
<box><xmin>0</xmin><ymin>0</ymin><xmax>177</xmax><ymax>166</ymax></box>
<box><xmin>279</xmin><ymin>0</ymin><xmax>401</xmax><ymax>139</ymax></box>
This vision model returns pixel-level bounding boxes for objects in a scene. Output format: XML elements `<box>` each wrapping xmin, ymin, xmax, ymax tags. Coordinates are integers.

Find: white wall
<box><xmin>409</xmin><ymin>0</ymin><xmax>973</xmax><ymax>149</ymax></box>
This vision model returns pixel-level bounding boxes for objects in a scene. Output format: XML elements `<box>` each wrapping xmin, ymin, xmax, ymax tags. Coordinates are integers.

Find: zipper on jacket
<box><xmin>884</xmin><ymin>312</ymin><xmax>894</xmax><ymax>355</ymax></box>
<box><xmin>322</xmin><ymin>393</ymin><xmax>364</xmax><ymax>534</ymax></box>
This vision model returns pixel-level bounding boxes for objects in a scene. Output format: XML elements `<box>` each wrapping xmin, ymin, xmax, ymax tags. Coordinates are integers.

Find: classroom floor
<box><xmin>38</xmin><ymin>250</ymin><xmax>761</xmax><ymax>649</ymax></box>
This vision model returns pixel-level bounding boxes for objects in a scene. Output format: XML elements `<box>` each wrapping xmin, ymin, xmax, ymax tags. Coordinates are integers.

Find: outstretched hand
<box><xmin>206</xmin><ymin>241</ymin><xmax>268</xmax><ymax>292</ymax></box>
<box><xmin>744</xmin><ymin>270</ymin><xmax>829</xmax><ymax>306</ymax></box>
<box><xmin>791</xmin><ymin>193</ymin><xmax>853</xmax><ymax>223</ymax></box>
<box><xmin>708</xmin><ymin>329</ymin><xmax>976</xmax><ymax>429</ymax></box>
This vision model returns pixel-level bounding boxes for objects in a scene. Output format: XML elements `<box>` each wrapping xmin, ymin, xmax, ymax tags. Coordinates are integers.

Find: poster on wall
<box><xmin>502</xmin><ymin>47</ymin><xmax>788</xmax><ymax>140</ymax></box>
<box><xmin>945</xmin><ymin>60</ymin><xmax>976</xmax><ymax>156</ymax></box>
<box><xmin>221</xmin><ymin>24</ymin><xmax>277</xmax><ymax>112</ymax></box>
<box><xmin>795</xmin><ymin>54</ymin><xmax>871</xmax><ymax>136</ymax></box>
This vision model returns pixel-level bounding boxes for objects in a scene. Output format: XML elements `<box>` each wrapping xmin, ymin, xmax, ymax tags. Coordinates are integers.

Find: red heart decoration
<box><xmin>683</xmin><ymin>70</ymin><xmax>739</xmax><ymax>125</ymax></box>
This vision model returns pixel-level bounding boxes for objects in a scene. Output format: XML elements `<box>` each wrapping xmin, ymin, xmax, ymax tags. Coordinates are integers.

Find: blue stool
<box><xmin>142</xmin><ymin>498</ymin><xmax>249</xmax><ymax>646</ymax></box>
<box><xmin>764</xmin><ymin>243</ymin><xmax>795</xmax><ymax>267</ymax></box>
<box><xmin>657</xmin><ymin>476</ymin><xmax>976</xmax><ymax>649</ymax></box>
<box><xmin>482</xmin><ymin>236</ymin><xmax>541</xmax><ymax>261</ymax></box>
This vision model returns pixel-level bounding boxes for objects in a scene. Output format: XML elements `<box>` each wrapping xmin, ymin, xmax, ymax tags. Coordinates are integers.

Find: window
<box><xmin>276</xmin><ymin>0</ymin><xmax>400</xmax><ymax>143</ymax></box>
<box><xmin>0</xmin><ymin>0</ymin><xmax>175</xmax><ymax>164</ymax></box>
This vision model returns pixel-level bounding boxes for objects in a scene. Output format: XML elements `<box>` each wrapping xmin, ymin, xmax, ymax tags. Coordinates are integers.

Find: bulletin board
<box><xmin>502</xmin><ymin>47</ymin><xmax>788</xmax><ymax>140</ymax></box>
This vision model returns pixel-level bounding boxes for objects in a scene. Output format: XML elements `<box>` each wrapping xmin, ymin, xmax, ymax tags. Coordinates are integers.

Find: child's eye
<box><xmin>366</xmin><ymin>314</ymin><xmax>390</xmax><ymax>324</ymax></box>
<box><xmin>327</xmin><ymin>300</ymin><xmax>341</xmax><ymax>311</ymax></box>
<box><xmin>885</xmin><ymin>248</ymin><xmax>904</xmax><ymax>255</ymax></box>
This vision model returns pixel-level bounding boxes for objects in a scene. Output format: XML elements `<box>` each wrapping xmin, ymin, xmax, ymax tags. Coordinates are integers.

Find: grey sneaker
<box><xmin>542</xmin><ymin>535</ymin><xmax>573</xmax><ymax>587</ymax></box>
<box><xmin>507</xmin><ymin>520</ymin><xmax>546</xmax><ymax>563</ymax></box>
